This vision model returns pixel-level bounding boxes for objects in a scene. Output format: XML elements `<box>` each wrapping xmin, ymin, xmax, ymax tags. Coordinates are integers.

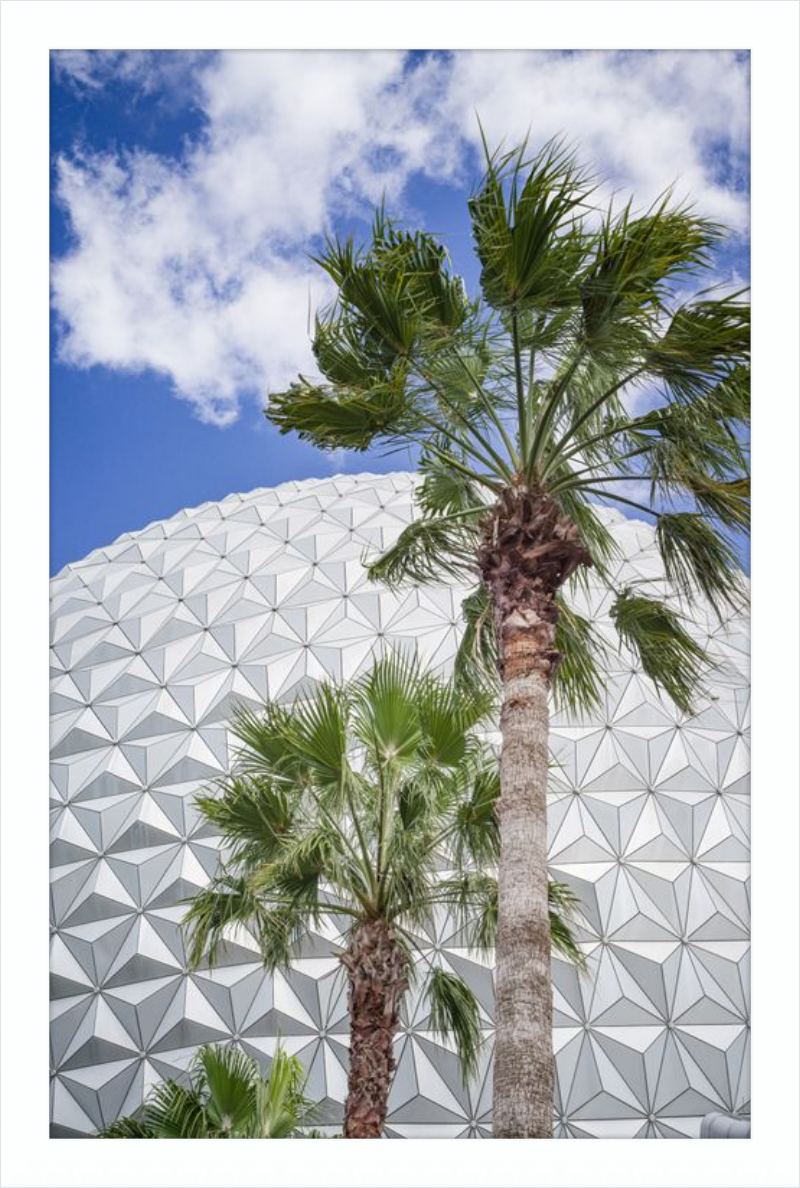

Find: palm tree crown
<box><xmin>268</xmin><ymin>137</ymin><xmax>749</xmax><ymax>711</ymax></box>
<box><xmin>183</xmin><ymin>655</ymin><xmax>583</xmax><ymax>1136</ymax></box>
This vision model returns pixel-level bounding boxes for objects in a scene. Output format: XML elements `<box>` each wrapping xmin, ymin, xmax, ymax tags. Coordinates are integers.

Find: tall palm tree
<box><xmin>100</xmin><ymin>1043</ymin><xmax>312</xmax><ymax>1138</ymax></box>
<box><xmin>266</xmin><ymin>139</ymin><xmax>750</xmax><ymax>1137</ymax></box>
<box><xmin>182</xmin><ymin>656</ymin><xmax>585</xmax><ymax>1138</ymax></box>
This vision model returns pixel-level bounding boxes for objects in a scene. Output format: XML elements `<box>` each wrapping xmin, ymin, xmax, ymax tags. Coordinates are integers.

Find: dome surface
<box><xmin>50</xmin><ymin>472</ymin><xmax>750</xmax><ymax>1137</ymax></box>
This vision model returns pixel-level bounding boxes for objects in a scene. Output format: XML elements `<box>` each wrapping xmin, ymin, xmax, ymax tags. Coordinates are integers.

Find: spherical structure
<box><xmin>50</xmin><ymin>472</ymin><xmax>750</xmax><ymax>1137</ymax></box>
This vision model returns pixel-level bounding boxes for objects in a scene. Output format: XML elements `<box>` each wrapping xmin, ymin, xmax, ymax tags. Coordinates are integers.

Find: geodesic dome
<box><xmin>50</xmin><ymin>472</ymin><xmax>750</xmax><ymax>1137</ymax></box>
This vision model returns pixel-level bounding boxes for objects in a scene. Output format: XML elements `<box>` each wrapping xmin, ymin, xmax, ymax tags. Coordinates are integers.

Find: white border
<box><xmin>1</xmin><ymin>2</ymin><xmax>798</xmax><ymax>1186</ymax></box>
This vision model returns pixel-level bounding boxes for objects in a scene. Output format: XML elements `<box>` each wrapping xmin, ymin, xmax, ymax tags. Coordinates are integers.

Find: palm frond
<box><xmin>415</xmin><ymin>673</ymin><xmax>493</xmax><ymax>769</ymax></box>
<box><xmin>426</xmin><ymin>967</ymin><xmax>483</xmax><ymax>1083</ymax></box>
<box><xmin>646</xmin><ymin>293</ymin><xmax>750</xmax><ymax>402</ymax></box>
<box><xmin>279</xmin><ymin>683</ymin><xmax>350</xmax><ymax>787</ymax></box>
<box><xmin>142</xmin><ymin>1078</ymin><xmax>208</xmax><ymax>1138</ymax></box>
<box><xmin>453</xmin><ymin>584</ymin><xmax>499</xmax><ymax>694</ymax></box>
<box><xmin>352</xmin><ymin>652</ymin><xmax>424</xmax><ymax>767</ymax></box>
<box><xmin>469</xmin><ymin>136</ymin><xmax>595</xmax><ymax>313</ymax></box>
<box><xmin>268</xmin><ymin>374</ymin><xmax>416</xmax><ymax>452</ymax></box>
<box><xmin>182</xmin><ymin>876</ymin><xmax>305</xmax><ymax>972</ymax></box>
<box><xmin>199</xmin><ymin>1044</ymin><xmax>259</xmax><ymax>1136</ymax></box>
<box><xmin>182</xmin><ymin>874</ymin><xmax>262</xmax><ymax>969</ymax></box>
<box><xmin>431</xmin><ymin>872</ymin><xmax>498</xmax><ymax>953</ymax></box>
<box><xmin>552</xmin><ymin>596</ymin><xmax>608</xmax><ymax>715</ymax></box>
<box><xmin>610</xmin><ymin>588</ymin><xmax>710</xmax><ymax>714</ymax></box>
<box><xmin>365</xmin><ymin>512</ymin><xmax>479</xmax><ymax>588</ymax></box>
<box><xmin>686</xmin><ymin>474</ymin><xmax>750</xmax><ymax>533</ymax></box>
<box><xmin>452</xmin><ymin>765</ymin><xmax>501</xmax><ymax>868</ymax></box>
<box><xmin>552</xmin><ymin>489</ymin><xmax>620</xmax><ymax>579</ymax></box>
<box><xmin>548</xmin><ymin>880</ymin><xmax>587</xmax><ymax>967</ymax></box>
<box><xmin>194</xmin><ymin>776</ymin><xmax>292</xmax><ymax>865</ymax></box>
<box><xmin>248</xmin><ymin>1049</ymin><xmax>313</xmax><ymax>1139</ymax></box>
<box><xmin>581</xmin><ymin>194</ymin><xmax>722</xmax><ymax>361</ymax></box>
<box><xmin>416</xmin><ymin>444</ymin><xmax>487</xmax><ymax>516</ymax></box>
<box><xmin>657</xmin><ymin>512</ymin><xmax>748</xmax><ymax>615</ymax></box>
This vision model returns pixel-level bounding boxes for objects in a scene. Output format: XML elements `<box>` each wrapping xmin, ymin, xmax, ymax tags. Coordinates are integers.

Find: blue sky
<box><xmin>50</xmin><ymin>50</ymin><xmax>750</xmax><ymax>575</ymax></box>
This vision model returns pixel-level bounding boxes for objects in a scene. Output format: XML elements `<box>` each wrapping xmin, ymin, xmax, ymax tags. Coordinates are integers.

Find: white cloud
<box><xmin>51</xmin><ymin>50</ymin><xmax>211</xmax><ymax>96</ymax></box>
<box><xmin>442</xmin><ymin>51</ymin><xmax>750</xmax><ymax>228</ymax></box>
<box><xmin>52</xmin><ymin>50</ymin><xmax>750</xmax><ymax>426</ymax></box>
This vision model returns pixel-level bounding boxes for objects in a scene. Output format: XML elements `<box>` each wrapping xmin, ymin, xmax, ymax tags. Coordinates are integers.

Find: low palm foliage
<box><xmin>100</xmin><ymin>1044</ymin><xmax>312</xmax><ymax>1138</ymax></box>
<box><xmin>182</xmin><ymin>656</ymin><xmax>584</xmax><ymax>1136</ymax></box>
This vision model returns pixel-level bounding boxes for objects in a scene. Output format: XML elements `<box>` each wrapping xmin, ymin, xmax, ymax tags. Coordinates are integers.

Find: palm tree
<box><xmin>266</xmin><ymin>139</ymin><xmax>750</xmax><ymax>1137</ymax></box>
<box><xmin>182</xmin><ymin>656</ymin><xmax>585</xmax><ymax>1138</ymax></box>
<box><xmin>100</xmin><ymin>1043</ymin><xmax>312</xmax><ymax>1138</ymax></box>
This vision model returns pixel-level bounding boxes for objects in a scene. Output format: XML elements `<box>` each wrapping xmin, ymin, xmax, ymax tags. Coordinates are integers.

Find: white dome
<box><xmin>50</xmin><ymin>472</ymin><xmax>750</xmax><ymax>1137</ymax></box>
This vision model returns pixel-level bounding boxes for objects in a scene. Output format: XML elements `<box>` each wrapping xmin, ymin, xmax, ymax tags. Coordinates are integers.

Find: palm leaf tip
<box><xmin>548</xmin><ymin>880</ymin><xmax>587</xmax><ymax>969</ymax></box>
<box><xmin>426</xmin><ymin>967</ymin><xmax>483</xmax><ymax>1084</ymax></box>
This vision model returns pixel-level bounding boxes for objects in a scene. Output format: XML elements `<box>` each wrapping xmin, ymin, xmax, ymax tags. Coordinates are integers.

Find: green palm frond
<box><xmin>552</xmin><ymin>488</ymin><xmax>620</xmax><ymax>578</ymax></box>
<box><xmin>199</xmin><ymin>1044</ymin><xmax>259</xmax><ymax>1136</ymax></box>
<box><xmin>452</xmin><ymin>764</ymin><xmax>501</xmax><ymax>867</ymax></box>
<box><xmin>453</xmin><ymin>584</ymin><xmax>499</xmax><ymax>694</ymax></box>
<box><xmin>194</xmin><ymin>776</ymin><xmax>292</xmax><ymax>864</ymax></box>
<box><xmin>610</xmin><ymin>588</ymin><xmax>710</xmax><ymax>714</ymax></box>
<box><xmin>704</xmin><ymin>363</ymin><xmax>750</xmax><ymax>424</ymax></box>
<box><xmin>581</xmin><ymin>196</ymin><xmax>722</xmax><ymax>359</ymax></box>
<box><xmin>352</xmin><ymin>652</ymin><xmax>425</xmax><ymax>767</ymax></box>
<box><xmin>268</xmin><ymin>374</ymin><xmax>416</xmax><ymax>452</ymax></box>
<box><xmin>182</xmin><ymin>876</ymin><xmax>306</xmax><ymax>971</ymax></box>
<box><xmin>426</xmin><ymin>967</ymin><xmax>483</xmax><ymax>1083</ymax></box>
<box><xmin>414</xmin><ymin>672</ymin><xmax>493</xmax><ymax>768</ymax></box>
<box><xmin>548</xmin><ymin>880</ymin><xmax>587</xmax><ymax>967</ymax></box>
<box><xmin>552</xmin><ymin>596</ymin><xmax>608</xmax><ymax>715</ymax></box>
<box><xmin>247</xmin><ymin>1050</ymin><xmax>312</xmax><ymax>1139</ymax></box>
<box><xmin>468</xmin><ymin>136</ymin><xmax>595</xmax><ymax>313</ymax></box>
<box><xmin>657</xmin><ymin>512</ymin><xmax>747</xmax><ymax>616</ymax></box>
<box><xmin>416</xmin><ymin>444</ymin><xmax>487</xmax><ymax>516</ymax></box>
<box><xmin>686</xmin><ymin>474</ymin><xmax>750</xmax><ymax>533</ymax></box>
<box><xmin>278</xmin><ymin>683</ymin><xmax>350</xmax><ymax>787</ymax></box>
<box><xmin>140</xmin><ymin>1078</ymin><xmax>208</xmax><ymax>1139</ymax></box>
<box><xmin>432</xmin><ymin>872</ymin><xmax>498</xmax><ymax>951</ymax></box>
<box><xmin>231</xmin><ymin>699</ymin><xmax>301</xmax><ymax>778</ymax></box>
<box><xmin>646</xmin><ymin>293</ymin><xmax>750</xmax><ymax>402</ymax></box>
<box><xmin>365</xmin><ymin>512</ymin><xmax>479</xmax><ymax>587</ymax></box>
<box><xmin>182</xmin><ymin>873</ymin><xmax>262</xmax><ymax>969</ymax></box>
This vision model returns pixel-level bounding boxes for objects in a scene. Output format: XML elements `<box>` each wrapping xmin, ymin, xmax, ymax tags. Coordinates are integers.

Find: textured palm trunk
<box><xmin>478</xmin><ymin>488</ymin><xmax>591</xmax><ymax>1139</ymax></box>
<box><xmin>341</xmin><ymin>918</ymin><xmax>408</xmax><ymax>1138</ymax></box>
<box><xmin>493</xmin><ymin>655</ymin><xmax>554</xmax><ymax>1137</ymax></box>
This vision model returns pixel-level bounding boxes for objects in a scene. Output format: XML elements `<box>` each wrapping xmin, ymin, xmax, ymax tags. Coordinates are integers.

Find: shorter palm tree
<box><xmin>100</xmin><ymin>1043</ymin><xmax>312</xmax><ymax>1138</ymax></box>
<box><xmin>183</xmin><ymin>656</ymin><xmax>584</xmax><ymax>1138</ymax></box>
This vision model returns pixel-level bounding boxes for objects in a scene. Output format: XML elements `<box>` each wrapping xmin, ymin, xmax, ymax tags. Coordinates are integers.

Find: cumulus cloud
<box><xmin>51</xmin><ymin>49</ymin><xmax>750</xmax><ymax>426</ymax></box>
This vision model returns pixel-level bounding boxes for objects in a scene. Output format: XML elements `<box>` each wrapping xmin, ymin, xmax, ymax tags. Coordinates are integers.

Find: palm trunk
<box><xmin>341</xmin><ymin>918</ymin><xmax>408</xmax><ymax>1138</ymax></box>
<box><xmin>494</xmin><ymin>654</ymin><xmax>554</xmax><ymax>1137</ymax></box>
<box><xmin>478</xmin><ymin>488</ymin><xmax>591</xmax><ymax>1139</ymax></box>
